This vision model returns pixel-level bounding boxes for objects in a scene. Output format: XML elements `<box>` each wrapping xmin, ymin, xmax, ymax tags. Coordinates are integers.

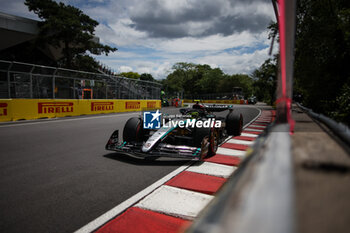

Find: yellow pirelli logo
<box><xmin>38</xmin><ymin>102</ymin><xmax>74</xmax><ymax>114</ymax></box>
<box><xmin>91</xmin><ymin>102</ymin><xmax>114</xmax><ymax>111</ymax></box>
<box><xmin>125</xmin><ymin>101</ymin><xmax>140</xmax><ymax>109</ymax></box>
<box><xmin>0</xmin><ymin>103</ymin><xmax>7</xmax><ymax>116</ymax></box>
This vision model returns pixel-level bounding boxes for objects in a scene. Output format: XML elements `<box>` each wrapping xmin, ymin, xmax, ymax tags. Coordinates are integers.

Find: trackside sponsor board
<box><xmin>0</xmin><ymin>99</ymin><xmax>160</xmax><ymax>122</ymax></box>
<box><xmin>125</xmin><ymin>101</ymin><xmax>141</xmax><ymax>110</ymax></box>
<box><xmin>147</xmin><ymin>101</ymin><xmax>157</xmax><ymax>109</ymax></box>
<box><xmin>143</xmin><ymin>110</ymin><xmax>221</xmax><ymax>129</ymax></box>
<box><xmin>0</xmin><ymin>103</ymin><xmax>7</xmax><ymax>116</ymax></box>
<box><xmin>91</xmin><ymin>102</ymin><xmax>114</xmax><ymax>111</ymax></box>
<box><xmin>38</xmin><ymin>102</ymin><xmax>74</xmax><ymax>114</ymax></box>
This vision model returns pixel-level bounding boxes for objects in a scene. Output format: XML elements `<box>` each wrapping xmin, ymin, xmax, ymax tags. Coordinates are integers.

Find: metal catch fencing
<box><xmin>0</xmin><ymin>60</ymin><xmax>161</xmax><ymax>100</ymax></box>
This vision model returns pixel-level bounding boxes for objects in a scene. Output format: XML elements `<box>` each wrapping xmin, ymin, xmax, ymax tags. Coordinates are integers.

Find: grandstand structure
<box><xmin>0</xmin><ymin>12</ymin><xmax>161</xmax><ymax>100</ymax></box>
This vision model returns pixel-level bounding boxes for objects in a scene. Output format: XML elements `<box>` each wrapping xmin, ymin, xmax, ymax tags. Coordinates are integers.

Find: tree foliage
<box><xmin>25</xmin><ymin>0</ymin><xmax>117</xmax><ymax>70</ymax></box>
<box><xmin>250</xmin><ymin>0</ymin><xmax>350</xmax><ymax>124</ymax></box>
<box><xmin>140</xmin><ymin>73</ymin><xmax>155</xmax><ymax>82</ymax></box>
<box><xmin>218</xmin><ymin>74</ymin><xmax>254</xmax><ymax>97</ymax></box>
<box><xmin>120</xmin><ymin>72</ymin><xmax>140</xmax><ymax>79</ymax></box>
<box><xmin>251</xmin><ymin>57</ymin><xmax>277</xmax><ymax>105</ymax></box>
<box><xmin>293</xmin><ymin>0</ymin><xmax>350</xmax><ymax>124</ymax></box>
<box><xmin>162</xmin><ymin>62</ymin><xmax>254</xmax><ymax>98</ymax></box>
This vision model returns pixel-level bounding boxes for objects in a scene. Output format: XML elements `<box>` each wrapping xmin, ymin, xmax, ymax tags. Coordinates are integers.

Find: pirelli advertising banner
<box><xmin>0</xmin><ymin>99</ymin><xmax>161</xmax><ymax>122</ymax></box>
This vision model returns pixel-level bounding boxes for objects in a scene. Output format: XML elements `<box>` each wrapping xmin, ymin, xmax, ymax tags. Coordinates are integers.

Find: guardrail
<box><xmin>296</xmin><ymin>103</ymin><xmax>350</xmax><ymax>146</ymax></box>
<box><xmin>187</xmin><ymin>123</ymin><xmax>295</xmax><ymax>233</ymax></box>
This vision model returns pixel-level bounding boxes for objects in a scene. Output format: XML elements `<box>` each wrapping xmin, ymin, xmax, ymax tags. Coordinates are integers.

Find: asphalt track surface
<box><xmin>0</xmin><ymin>105</ymin><xmax>260</xmax><ymax>233</ymax></box>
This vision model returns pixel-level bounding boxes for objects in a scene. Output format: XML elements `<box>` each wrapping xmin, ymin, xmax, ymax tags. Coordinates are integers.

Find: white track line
<box><xmin>74</xmin><ymin>161</ymin><xmax>194</xmax><ymax>233</ymax></box>
<box><xmin>241</xmin><ymin>133</ymin><xmax>259</xmax><ymax>138</ymax></box>
<box><xmin>216</xmin><ymin>147</ymin><xmax>246</xmax><ymax>157</ymax></box>
<box><xmin>186</xmin><ymin>162</ymin><xmax>236</xmax><ymax>178</ymax></box>
<box><xmin>256</xmin><ymin>119</ymin><xmax>271</xmax><ymax>122</ymax></box>
<box><xmin>248</xmin><ymin>125</ymin><xmax>267</xmax><ymax>128</ymax></box>
<box><xmin>227</xmin><ymin>139</ymin><xmax>254</xmax><ymax>145</ymax></box>
<box><xmin>135</xmin><ymin>185</ymin><xmax>213</xmax><ymax>220</ymax></box>
<box><xmin>243</xmin><ymin>108</ymin><xmax>262</xmax><ymax>129</ymax></box>
<box><xmin>0</xmin><ymin>112</ymin><xmax>140</xmax><ymax>128</ymax></box>
<box><xmin>244</xmin><ymin>128</ymin><xmax>264</xmax><ymax>132</ymax></box>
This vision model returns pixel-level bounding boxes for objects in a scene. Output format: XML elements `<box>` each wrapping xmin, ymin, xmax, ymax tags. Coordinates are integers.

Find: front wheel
<box><xmin>194</xmin><ymin>126</ymin><xmax>217</xmax><ymax>160</ymax></box>
<box><xmin>123</xmin><ymin>117</ymin><xmax>144</xmax><ymax>142</ymax></box>
<box><xmin>207</xmin><ymin>128</ymin><xmax>218</xmax><ymax>157</ymax></box>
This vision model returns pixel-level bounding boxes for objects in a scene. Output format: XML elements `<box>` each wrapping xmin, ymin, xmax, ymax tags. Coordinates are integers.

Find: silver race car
<box><xmin>106</xmin><ymin>103</ymin><xmax>243</xmax><ymax>160</ymax></box>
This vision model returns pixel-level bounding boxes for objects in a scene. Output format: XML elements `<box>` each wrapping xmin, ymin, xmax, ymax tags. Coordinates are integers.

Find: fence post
<box><xmin>73</xmin><ymin>79</ymin><xmax>76</xmax><ymax>99</ymax></box>
<box><xmin>29</xmin><ymin>65</ymin><xmax>35</xmax><ymax>98</ymax></box>
<box><xmin>7</xmin><ymin>62</ymin><xmax>13</xmax><ymax>98</ymax></box>
<box><xmin>118</xmin><ymin>80</ymin><xmax>121</xmax><ymax>99</ymax></box>
<box><xmin>105</xmin><ymin>80</ymin><xmax>108</xmax><ymax>99</ymax></box>
<box><xmin>52</xmin><ymin>69</ymin><xmax>57</xmax><ymax>99</ymax></box>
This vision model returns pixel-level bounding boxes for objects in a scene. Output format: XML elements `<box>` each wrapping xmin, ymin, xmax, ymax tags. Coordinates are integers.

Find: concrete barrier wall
<box><xmin>0</xmin><ymin>99</ymin><xmax>161</xmax><ymax>122</ymax></box>
<box><xmin>183</xmin><ymin>99</ymin><xmax>248</xmax><ymax>104</ymax></box>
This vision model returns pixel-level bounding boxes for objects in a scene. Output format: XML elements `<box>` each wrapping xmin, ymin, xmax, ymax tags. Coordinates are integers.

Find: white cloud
<box><xmin>153</xmin><ymin>31</ymin><xmax>269</xmax><ymax>53</ymax></box>
<box><xmin>118</xmin><ymin>66</ymin><xmax>133</xmax><ymax>73</ymax></box>
<box><xmin>97</xmin><ymin>44</ymin><xmax>272</xmax><ymax>80</ymax></box>
<box><xmin>95</xmin><ymin>18</ymin><xmax>148</xmax><ymax>47</ymax></box>
<box><xmin>194</xmin><ymin>47</ymin><xmax>271</xmax><ymax>74</ymax></box>
<box><xmin>0</xmin><ymin>0</ymin><xmax>39</xmax><ymax>19</ymax></box>
<box><xmin>2</xmin><ymin>0</ymin><xmax>275</xmax><ymax>80</ymax></box>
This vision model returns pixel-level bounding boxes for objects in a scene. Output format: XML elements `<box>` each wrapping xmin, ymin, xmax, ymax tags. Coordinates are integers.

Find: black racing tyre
<box><xmin>193</xmin><ymin>126</ymin><xmax>211</xmax><ymax>147</ymax></box>
<box><xmin>123</xmin><ymin>117</ymin><xmax>144</xmax><ymax>142</ymax></box>
<box><xmin>226</xmin><ymin>112</ymin><xmax>243</xmax><ymax>136</ymax></box>
<box><xmin>193</xmin><ymin>125</ymin><xmax>213</xmax><ymax>160</ymax></box>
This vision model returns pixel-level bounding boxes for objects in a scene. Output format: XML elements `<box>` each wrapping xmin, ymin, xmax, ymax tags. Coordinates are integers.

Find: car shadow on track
<box><xmin>103</xmin><ymin>153</ymin><xmax>194</xmax><ymax>166</ymax></box>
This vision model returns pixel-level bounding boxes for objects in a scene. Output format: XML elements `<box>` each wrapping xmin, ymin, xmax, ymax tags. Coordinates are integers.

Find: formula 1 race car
<box><xmin>106</xmin><ymin>103</ymin><xmax>243</xmax><ymax>161</ymax></box>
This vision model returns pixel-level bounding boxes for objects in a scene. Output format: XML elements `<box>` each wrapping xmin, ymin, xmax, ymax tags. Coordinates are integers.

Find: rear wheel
<box><xmin>123</xmin><ymin>117</ymin><xmax>144</xmax><ymax>142</ymax></box>
<box><xmin>226</xmin><ymin>112</ymin><xmax>243</xmax><ymax>136</ymax></box>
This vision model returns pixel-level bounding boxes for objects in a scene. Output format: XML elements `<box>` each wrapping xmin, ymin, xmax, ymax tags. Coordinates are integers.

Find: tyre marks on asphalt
<box><xmin>78</xmin><ymin>110</ymin><xmax>276</xmax><ymax>233</ymax></box>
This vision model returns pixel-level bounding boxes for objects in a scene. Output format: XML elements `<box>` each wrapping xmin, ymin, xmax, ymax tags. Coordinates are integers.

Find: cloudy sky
<box><xmin>0</xmin><ymin>0</ymin><xmax>276</xmax><ymax>79</ymax></box>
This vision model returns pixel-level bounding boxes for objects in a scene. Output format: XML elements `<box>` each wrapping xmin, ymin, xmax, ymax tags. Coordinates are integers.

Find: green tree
<box><xmin>163</xmin><ymin>62</ymin><xmax>196</xmax><ymax>94</ymax></box>
<box><xmin>294</xmin><ymin>0</ymin><xmax>350</xmax><ymax>123</ymax></box>
<box><xmin>218</xmin><ymin>74</ymin><xmax>254</xmax><ymax>98</ymax></box>
<box><xmin>194</xmin><ymin>65</ymin><xmax>224</xmax><ymax>94</ymax></box>
<box><xmin>120</xmin><ymin>72</ymin><xmax>140</xmax><ymax>79</ymax></box>
<box><xmin>25</xmin><ymin>0</ymin><xmax>117</xmax><ymax>69</ymax></box>
<box><xmin>251</xmin><ymin>58</ymin><xmax>277</xmax><ymax>105</ymax></box>
<box><xmin>140</xmin><ymin>73</ymin><xmax>155</xmax><ymax>82</ymax></box>
<box><xmin>162</xmin><ymin>62</ymin><xmax>253</xmax><ymax>98</ymax></box>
